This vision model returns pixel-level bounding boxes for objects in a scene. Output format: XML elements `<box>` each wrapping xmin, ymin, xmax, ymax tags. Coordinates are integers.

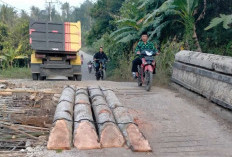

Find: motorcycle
<box><xmin>87</xmin><ymin>61</ymin><xmax>93</xmax><ymax>73</ymax></box>
<box><xmin>137</xmin><ymin>50</ymin><xmax>157</xmax><ymax>91</ymax></box>
<box><xmin>95</xmin><ymin>59</ymin><xmax>107</xmax><ymax>81</ymax></box>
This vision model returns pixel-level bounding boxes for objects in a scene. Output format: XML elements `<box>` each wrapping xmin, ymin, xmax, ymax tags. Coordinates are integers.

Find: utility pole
<box><xmin>46</xmin><ymin>0</ymin><xmax>58</xmax><ymax>21</ymax></box>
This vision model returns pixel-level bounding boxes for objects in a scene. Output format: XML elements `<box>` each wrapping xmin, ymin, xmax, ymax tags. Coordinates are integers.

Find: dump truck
<box><xmin>29</xmin><ymin>21</ymin><xmax>82</xmax><ymax>80</ymax></box>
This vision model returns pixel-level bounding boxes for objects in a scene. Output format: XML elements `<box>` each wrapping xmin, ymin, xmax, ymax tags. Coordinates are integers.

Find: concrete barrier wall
<box><xmin>172</xmin><ymin>51</ymin><xmax>232</xmax><ymax>110</ymax></box>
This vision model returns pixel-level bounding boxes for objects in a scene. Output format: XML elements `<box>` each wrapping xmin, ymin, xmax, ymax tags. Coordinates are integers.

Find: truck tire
<box><xmin>39</xmin><ymin>75</ymin><xmax>46</xmax><ymax>81</ymax></box>
<box><xmin>32</xmin><ymin>73</ymin><xmax>39</xmax><ymax>80</ymax></box>
<box><xmin>74</xmin><ymin>75</ymin><xmax>82</xmax><ymax>81</ymax></box>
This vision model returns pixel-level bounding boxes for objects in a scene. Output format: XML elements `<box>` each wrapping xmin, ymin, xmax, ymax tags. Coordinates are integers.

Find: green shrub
<box><xmin>108</xmin><ymin>54</ymin><xmax>133</xmax><ymax>81</ymax></box>
<box><xmin>154</xmin><ymin>40</ymin><xmax>183</xmax><ymax>86</ymax></box>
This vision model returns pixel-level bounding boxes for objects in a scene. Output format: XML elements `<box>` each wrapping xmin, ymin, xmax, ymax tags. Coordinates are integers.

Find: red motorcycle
<box><xmin>137</xmin><ymin>50</ymin><xmax>157</xmax><ymax>91</ymax></box>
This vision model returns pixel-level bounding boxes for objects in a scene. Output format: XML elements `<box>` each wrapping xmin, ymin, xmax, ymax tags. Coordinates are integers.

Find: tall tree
<box><xmin>61</xmin><ymin>2</ymin><xmax>71</xmax><ymax>22</ymax></box>
<box><xmin>0</xmin><ymin>5</ymin><xmax>17</xmax><ymax>27</ymax></box>
<box><xmin>86</xmin><ymin>0</ymin><xmax>125</xmax><ymax>45</ymax></box>
<box><xmin>30</xmin><ymin>6</ymin><xmax>41</xmax><ymax>21</ymax></box>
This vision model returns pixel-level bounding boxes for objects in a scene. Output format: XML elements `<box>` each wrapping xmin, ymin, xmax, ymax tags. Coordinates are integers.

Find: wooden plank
<box><xmin>0</xmin><ymin>89</ymin><xmax>58</xmax><ymax>94</ymax></box>
<box><xmin>0</xmin><ymin>92</ymin><xmax>12</xmax><ymax>96</ymax></box>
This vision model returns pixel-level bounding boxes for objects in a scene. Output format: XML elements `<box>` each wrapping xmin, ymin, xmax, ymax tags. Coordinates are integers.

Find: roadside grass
<box><xmin>0</xmin><ymin>67</ymin><xmax>31</xmax><ymax>79</ymax></box>
<box><xmin>107</xmin><ymin>54</ymin><xmax>134</xmax><ymax>82</ymax></box>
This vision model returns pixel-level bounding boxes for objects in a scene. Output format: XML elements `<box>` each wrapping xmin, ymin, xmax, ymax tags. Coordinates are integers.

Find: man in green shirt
<box><xmin>132</xmin><ymin>32</ymin><xmax>159</xmax><ymax>78</ymax></box>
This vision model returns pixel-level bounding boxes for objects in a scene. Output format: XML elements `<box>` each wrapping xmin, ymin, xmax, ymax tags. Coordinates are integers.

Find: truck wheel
<box><xmin>32</xmin><ymin>73</ymin><xmax>38</xmax><ymax>80</ymax></box>
<box><xmin>74</xmin><ymin>75</ymin><xmax>82</xmax><ymax>81</ymax></box>
<box><xmin>39</xmin><ymin>75</ymin><xmax>46</xmax><ymax>81</ymax></box>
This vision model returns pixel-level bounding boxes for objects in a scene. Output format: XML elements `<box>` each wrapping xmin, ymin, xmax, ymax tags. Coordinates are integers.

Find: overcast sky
<box><xmin>1</xmin><ymin>0</ymin><xmax>87</xmax><ymax>14</ymax></box>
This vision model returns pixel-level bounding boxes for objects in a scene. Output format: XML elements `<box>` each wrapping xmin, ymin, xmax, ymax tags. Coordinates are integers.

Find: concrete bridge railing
<box><xmin>172</xmin><ymin>50</ymin><xmax>232</xmax><ymax>110</ymax></box>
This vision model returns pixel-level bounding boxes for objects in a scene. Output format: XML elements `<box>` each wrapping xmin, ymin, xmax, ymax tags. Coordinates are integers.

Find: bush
<box><xmin>154</xmin><ymin>40</ymin><xmax>183</xmax><ymax>86</ymax></box>
<box><xmin>108</xmin><ymin>54</ymin><xmax>133</xmax><ymax>81</ymax></box>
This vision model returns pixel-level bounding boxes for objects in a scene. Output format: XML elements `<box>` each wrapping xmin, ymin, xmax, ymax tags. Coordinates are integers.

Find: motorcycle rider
<box><xmin>81</xmin><ymin>54</ymin><xmax>84</xmax><ymax>65</ymax></box>
<box><xmin>87</xmin><ymin>60</ymin><xmax>93</xmax><ymax>65</ymax></box>
<box><xmin>93</xmin><ymin>47</ymin><xmax>108</xmax><ymax>74</ymax></box>
<box><xmin>132</xmin><ymin>32</ymin><xmax>159</xmax><ymax>79</ymax></box>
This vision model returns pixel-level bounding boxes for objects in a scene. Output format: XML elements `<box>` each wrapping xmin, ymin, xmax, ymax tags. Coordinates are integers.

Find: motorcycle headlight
<box><xmin>145</xmin><ymin>51</ymin><xmax>152</xmax><ymax>56</ymax></box>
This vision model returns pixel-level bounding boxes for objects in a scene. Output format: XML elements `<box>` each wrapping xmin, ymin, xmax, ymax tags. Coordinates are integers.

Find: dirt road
<box><xmin>2</xmin><ymin>52</ymin><xmax>232</xmax><ymax>157</ymax></box>
<box><xmin>2</xmin><ymin>79</ymin><xmax>231</xmax><ymax>157</ymax></box>
<box><xmin>80</xmin><ymin>51</ymin><xmax>96</xmax><ymax>81</ymax></box>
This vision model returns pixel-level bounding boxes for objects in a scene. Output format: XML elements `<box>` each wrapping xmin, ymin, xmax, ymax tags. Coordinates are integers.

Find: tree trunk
<box><xmin>88</xmin><ymin>86</ymin><xmax>125</xmax><ymax>148</ymax></box>
<box><xmin>73</xmin><ymin>88</ymin><xmax>100</xmax><ymax>150</ymax></box>
<box><xmin>102</xmin><ymin>89</ymin><xmax>152</xmax><ymax>152</ymax></box>
<box><xmin>193</xmin><ymin>24</ymin><xmax>202</xmax><ymax>52</ymax></box>
<box><xmin>101</xmin><ymin>88</ymin><xmax>123</xmax><ymax>109</ymax></box>
<box><xmin>113</xmin><ymin>107</ymin><xmax>152</xmax><ymax>152</ymax></box>
<box><xmin>75</xmin><ymin>88</ymin><xmax>90</xmax><ymax>105</ymax></box>
<box><xmin>0</xmin><ymin>92</ymin><xmax>12</xmax><ymax>96</ymax></box>
<box><xmin>47</xmin><ymin>86</ymin><xmax>75</xmax><ymax>150</ymax></box>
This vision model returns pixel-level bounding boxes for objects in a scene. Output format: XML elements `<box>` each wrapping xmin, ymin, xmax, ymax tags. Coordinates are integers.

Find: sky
<box><xmin>0</xmin><ymin>0</ymin><xmax>87</xmax><ymax>14</ymax></box>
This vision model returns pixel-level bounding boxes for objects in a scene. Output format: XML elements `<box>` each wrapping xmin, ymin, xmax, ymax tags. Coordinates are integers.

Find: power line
<box><xmin>0</xmin><ymin>0</ymin><xmax>29</xmax><ymax>15</ymax></box>
<box><xmin>46</xmin><ymin>0</ymin><xmax>58</xmax><ymax>21</ymax></box>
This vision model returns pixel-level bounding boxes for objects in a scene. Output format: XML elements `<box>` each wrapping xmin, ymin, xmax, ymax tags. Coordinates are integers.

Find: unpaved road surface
<box><xmin>80</xmin><ymin>51</ymin><xmax>96</xmax><ymax>81</ymax></box>
<box><xmin>3</xmin><ymin>79</ymin><xmax>232</xmax><ymax>157</ymax></box>
<box><xmin>2</xmin><ymin>52</ymin><xmax>232</xmax><ymax>157</ymax></box>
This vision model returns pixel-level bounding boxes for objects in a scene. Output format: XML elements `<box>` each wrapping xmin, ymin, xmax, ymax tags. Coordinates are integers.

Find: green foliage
<box><xmin>111</xmin><ymin>19</ymin><xmax>140</xmax><ymax>44</ymax></box>
<box><xmin>120</xmin><ymin>0</ymin><xmax>141</xmax><ymax>19</ymax></box>
<box><xmin>143</xmin><ymin>0</ymin><xmax>201</xmax><ymax>50</ymax></box>
<box><xmin>205</xmin><ymin>14</ymin><xmax>232</xmax><ymax>30</ymax></box>
<box><xmin>86</xmin><ymin>0</ymin><xmax>125</xmax><ymax>43</ymax></box>
<box><xmin>155</xmin><ymin>40</ymin><xmax>183</xmax><ymax>85</ymax></box>
<box><xmin>2</xmin><ymin>48</ymin><xmax>18</xmax><ymax>67</ymax></box>
<box><xmin>0</xmin><ymin>5</ymin><xmax>17</xmax><ymax>27</ymax></box>
<box><xmin>108</xmin><ymin>54</ymin><xmax>133</xmax><ymax>81</ymax></box>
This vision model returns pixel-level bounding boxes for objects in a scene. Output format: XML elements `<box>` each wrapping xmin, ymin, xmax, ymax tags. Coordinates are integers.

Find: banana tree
<box><xmin>143</xmin><ymin>0</ymin><xmax>207</xmax><ymax>52</ymax></box>
<box><xmin>110</xmin><ymin>18</ymin><xmax>141</xmax><ymax>43</ymax></box>
<box><xmin>2</xmin><ymin>47</ymin><xmax>19</xmax><ymax>68</ymax></box>
<box><xmin>205</xmin><ymin>14</ymin><xmax>232</xmax><ymax>30</ymax></box>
